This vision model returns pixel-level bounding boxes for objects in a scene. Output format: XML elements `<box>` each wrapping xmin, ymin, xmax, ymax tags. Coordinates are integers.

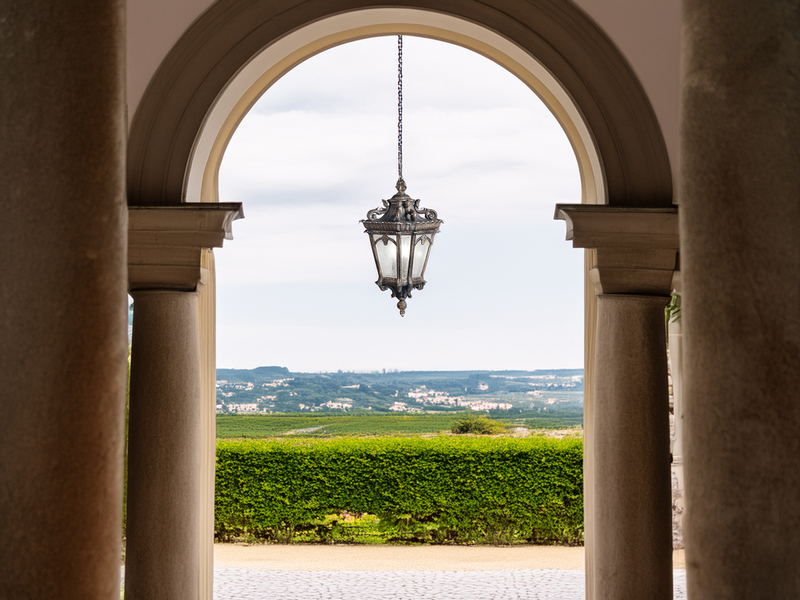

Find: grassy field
<box><xmin>216</xmin><ymin>411</ymin><xmax>583</xmax><ymax>438</ymax></box>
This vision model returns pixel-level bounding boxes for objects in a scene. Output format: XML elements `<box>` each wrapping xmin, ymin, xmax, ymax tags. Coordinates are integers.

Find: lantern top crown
<box><xmin>361</xmin><ymin>181</ymin><xmax>441</xmax><ymax>232</ymax></box>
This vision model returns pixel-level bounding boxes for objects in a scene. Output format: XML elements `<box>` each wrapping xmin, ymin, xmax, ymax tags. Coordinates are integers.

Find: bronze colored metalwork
<box><xmin>362</xmin><ymin>181</ymin><xmax>441</xmax><ymax>316</ymax></box>
<box><xmin>361</xmin><ymin>35</ymin><xmax>442</xmax><ymax>316</ymax></box>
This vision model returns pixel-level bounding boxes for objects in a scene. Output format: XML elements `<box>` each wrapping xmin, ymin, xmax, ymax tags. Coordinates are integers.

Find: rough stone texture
<box><xmin>680</xmin><ymin>0</ymin><xmax>800</xmax><ymax>597</ymax></box>
<box><xmin>593</xmin><ymin>294</ymin><xmax>673</xmax><ymax>600</ymax></box>
<box><xmin>0</xmin><ymin>1</ymin><xmax>127</xmax><ymax>598</ymax></box>
<box><xmin>126</xmin><ymin>291</ymin><xmax>202</xmax><ymax>600</ymax></box>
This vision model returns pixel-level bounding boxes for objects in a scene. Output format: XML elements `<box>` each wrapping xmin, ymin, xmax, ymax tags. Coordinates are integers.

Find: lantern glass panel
<box><xmin>399</xmin><ymin>235</ymin><xmax>412</xmax><ymax>283</ymax></box>
<box><xmin>411</xmin><ymin>234</ymin><xmax>433</xmax><ymax>278</ymax></box>
<box><xmin>372</xmin><ymin>233</ymin><xmax>398</xmax><ymax>278</ymax></box>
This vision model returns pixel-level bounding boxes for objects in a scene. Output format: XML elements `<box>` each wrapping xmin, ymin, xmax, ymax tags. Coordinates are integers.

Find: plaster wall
<box><xmin>127</xmin><ymin>0</ymin><xmax>215</xmax><ymax>127</ymax></box>
<box><xmin>125</xmin><ymin>0</ymin><xmax>681</xmax><ymax>185</ymax></box>
<box><xmin>572</xmin><ymin>0</ymin><xmax>681</xmax><ymax>191</ymax></box>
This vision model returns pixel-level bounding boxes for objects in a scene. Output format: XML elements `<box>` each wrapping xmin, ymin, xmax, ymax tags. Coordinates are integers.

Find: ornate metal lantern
<box><xmin>361</xmin><ymin>35</ymin><xmax>442</xmax><ymax>316</ymax></box>
<box><xmin>362</xmin><ymin>180</ymin><xmax>441</xmax><ymax>316</ymax></box>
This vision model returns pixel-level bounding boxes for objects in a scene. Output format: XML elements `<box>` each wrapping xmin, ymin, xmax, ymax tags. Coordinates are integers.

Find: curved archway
<box><xmin>186</xmin><ymin>10</ymin><xmax>604</xmax><ymax>206</ymax></box>
<box><xmin>124</xmin><ymin>5</ymin><xmax>676</xmax><ymax>598</ymax></box>
<box><xmin>127</xmin><ymin>0</ymin><xmax>672</xmax><ymax>208</ymax></box>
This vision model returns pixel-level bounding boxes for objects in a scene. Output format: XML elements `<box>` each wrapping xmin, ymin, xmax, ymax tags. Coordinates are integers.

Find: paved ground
<box><xmin>214</xmin><ymin>568</ymin><xmax>687</xmax><ymax>599</ymax></box>
<box><xmin>209</xmin><ymin>545</ymin><xmax>687</xmax><ymax>599</ymax></box>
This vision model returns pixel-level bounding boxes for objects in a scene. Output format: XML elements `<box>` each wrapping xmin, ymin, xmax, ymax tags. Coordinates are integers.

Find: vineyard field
<box><xmin>216</xmin><ymin>410</ymin><xmax>582</xmax><ymax>438</ymax></box>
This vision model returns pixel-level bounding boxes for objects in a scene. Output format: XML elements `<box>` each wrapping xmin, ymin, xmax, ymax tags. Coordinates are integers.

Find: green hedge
<box><xmin>215</xmin><ymin>436</ymin><xmax>583</xmax><ymax>545</ymax></box>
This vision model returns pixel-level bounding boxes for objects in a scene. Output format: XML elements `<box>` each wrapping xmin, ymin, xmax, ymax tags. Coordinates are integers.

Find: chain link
<box><xmin>397</xmin><ymin>35</ymin><xmax>404</xmax><ymax>188</ymax></box>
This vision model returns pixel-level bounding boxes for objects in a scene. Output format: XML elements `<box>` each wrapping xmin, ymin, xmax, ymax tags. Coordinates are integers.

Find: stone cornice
<box><xmin>128</xmin><ymin>203</ymin><xmax>243</xmax><ymax>292</ymax></box>
<box><xmin>555</xmin><ymin>204</ymin><xmax>679</xmax><ymax>296</ymax></box>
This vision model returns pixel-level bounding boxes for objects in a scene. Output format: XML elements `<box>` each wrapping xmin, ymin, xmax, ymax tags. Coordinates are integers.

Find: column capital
<box><xmin>128</xmin><ymin>203</ymin><xmax>243</xmax><ymax>292</ymax></box>
<box><xmin>555</xmin><ymin>204</ymin><xmax>678</xmax><ymax>296</ymax></box>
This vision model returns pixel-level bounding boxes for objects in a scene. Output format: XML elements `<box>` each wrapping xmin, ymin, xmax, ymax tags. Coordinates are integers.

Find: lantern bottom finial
<box><xmin>397</xmin><ymin>299</ymin><xmax>407</xmax><ymax>316</ymax></box>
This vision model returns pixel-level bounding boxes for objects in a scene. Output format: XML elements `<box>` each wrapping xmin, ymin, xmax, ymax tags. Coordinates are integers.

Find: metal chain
<box><xmin>396</xmin><ymin>35</ymin><xmax>405</xmax><ymax>191</ymax></box>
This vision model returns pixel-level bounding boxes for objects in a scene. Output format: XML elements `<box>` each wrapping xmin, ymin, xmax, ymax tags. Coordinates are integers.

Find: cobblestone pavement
<box><xmin>213</xmin><ymin>568</ymin><xmax>688</xmax><ymax>599</ymax></box>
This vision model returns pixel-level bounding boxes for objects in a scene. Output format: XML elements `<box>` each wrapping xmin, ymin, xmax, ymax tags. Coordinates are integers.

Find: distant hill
<box><xmin>216</xmin><ymin>367</ymin><xmax>583</xmax><ymax>415</ymax></box>
<box><xmin>216</xmin><ymin>365</ymin><xmax>290</xmax><ymax>383</ymax></box>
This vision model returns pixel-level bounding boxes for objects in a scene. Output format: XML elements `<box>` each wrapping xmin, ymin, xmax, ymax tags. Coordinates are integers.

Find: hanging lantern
<box><xmin>361</xmin><ymin>35</ymin><xmax>442</xmax><ymax>316</ymax></box>
<box><xmin>362</xmin><ymin>181</ymin><xmax>441</xmax><ymax>316</ymax></box>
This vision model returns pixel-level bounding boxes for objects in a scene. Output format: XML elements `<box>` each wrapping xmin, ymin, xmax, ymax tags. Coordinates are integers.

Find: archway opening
<box><xmin>215</xmin><ymin>35</ymin><xmax>583</xmax><ymax>374</ymax></box>
<box><xmin>210</xmin><ymin>35</ymin><xmax>585</xmax><ymax>575</ymax></box>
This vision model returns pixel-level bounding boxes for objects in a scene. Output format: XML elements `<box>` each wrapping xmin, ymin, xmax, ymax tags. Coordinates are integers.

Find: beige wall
<box><xmin>573</xmin><ymin>0</ymin><xmax>681</xmax><ymax>189</ymax></box>
<box><xmin>126</xmin><ymin>0</ymin><xmax>681</xmax><ymax>185</ymax></box>
<box><xmin>127</xmin><ymin>0</ymin><xmax>215</xmax><ymax>127</ymax></box>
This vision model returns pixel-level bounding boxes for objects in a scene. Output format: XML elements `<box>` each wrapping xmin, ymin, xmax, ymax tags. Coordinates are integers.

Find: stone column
<box><xmin>0</xmin><ymin>2</ymin><xmax>127</xmax><ymax>599</ymax></box>
<box><xmin>198</xmin><ymin>249</ymin><xmax>218</xmax><ymax>600</ymax></box>
<box><xmin>125</xmin><ymin>204</ymin><xmax>242</xmax><ymax>600</ymax></box>
<box><xmin>582</xmin><ymin>251</ymin><xmax>598</xmax><ymax>600</ymax></box>
<box><xmin>593</xmin><ymin>294</ymin><xmax>672</xmax><ymax>600</ymax></box>
<box><xmin>680</xmin><ymin>1</ymin><xmax>800</xmax><ymax>596</ymax></box>
<box><xmin>555</xmin><ymin>205</ymin><xmax>679</xmax><ymax>600</ymax></box>
<box><xmin>668</xmin><ymin>315</ymin><xmax>685</xmax><ymax>547</ymax></box>
<box><xmin>125</xmin><ymin>291</ymin><xmax>202</xmax><ymax>600</ymax></box>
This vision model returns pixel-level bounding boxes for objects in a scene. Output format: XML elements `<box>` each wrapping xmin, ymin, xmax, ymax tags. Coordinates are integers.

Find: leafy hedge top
<box><xmin>450</xmin><ymin>414</ymin><xmax>506</xmax><ymax>434</ymax></box>
<box><xmin>215</xmin><ymin>436</ymin><xmax>583</xmax><ymax>544</ymax></box>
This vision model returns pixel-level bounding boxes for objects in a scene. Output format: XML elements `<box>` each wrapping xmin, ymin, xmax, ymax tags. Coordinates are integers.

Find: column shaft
<box><xmin>593</xmin><ymin>294</ymin><xmax>672</xmax><ymax>600</ymax></box>
<box><xmin>0</xmin><ymin>1</ymin><xmax>127</xmax><ymax>598</ymax></box>
<box><xmin>583</xmin><ymin>251</ymin><xmax>598</xmax><ymax>600</ymax></box>
<box><xmin>681</xmin><ymin>1</ymin><xmax>800</xmax><ymax>596</ymax></box>
<box><xmin>198</xmin><ymin>249</ymin><xmax>217</xmax><ymax>600</ymax></box>
<box><xmin>126</xmin><ymin>291</ymin><xmax>202</xmax><ymax>600</ymax></box>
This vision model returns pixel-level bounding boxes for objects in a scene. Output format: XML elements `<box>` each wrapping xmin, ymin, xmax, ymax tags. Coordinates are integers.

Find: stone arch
<box><xmin>124</xmin><ymin>5</ymin><xmax>677</xmax><ymax>598</ymax></box>
<box><xmin>127</xmin><ymin>0</ymin><xmax>673</xmax><ymax>209</ymax></box>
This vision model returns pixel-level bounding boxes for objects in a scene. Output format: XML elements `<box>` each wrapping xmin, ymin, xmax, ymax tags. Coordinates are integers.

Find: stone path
<box><xmin>122</xmin><ymin>545</ymin><xmax>687</xmax><ymax>598</ymax></box>
<box><xmin>212</xmin><ymin>568</ymin><xmax>688</xmax><ymax>599</ymax></box>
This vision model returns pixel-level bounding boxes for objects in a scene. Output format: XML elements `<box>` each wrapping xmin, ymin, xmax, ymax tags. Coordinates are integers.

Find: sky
<box><xmin>215</xmin><ymin>36</ymin><xmax>584</xmax><ymax>373</ymax></box>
